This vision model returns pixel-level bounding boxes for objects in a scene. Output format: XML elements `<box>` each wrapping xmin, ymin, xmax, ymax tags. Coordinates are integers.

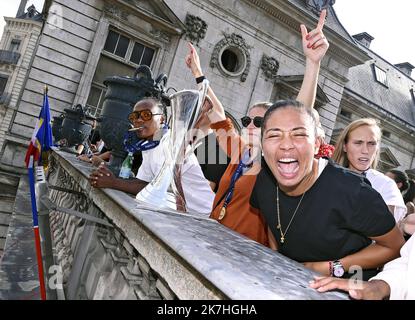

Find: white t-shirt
<box><xmin>136</xmin><ymin>141</ymin><xmax>215</xmax><ymax>216</ymax></box>
<box><xmin>366</xmin><ymin>169</ymin><xmax>407</xmax><ymax>223</ymax></box>
<box><xmin>370</xmin><ymin>234</ymin><xmax>415</xmax><ymax>299</ymax></box>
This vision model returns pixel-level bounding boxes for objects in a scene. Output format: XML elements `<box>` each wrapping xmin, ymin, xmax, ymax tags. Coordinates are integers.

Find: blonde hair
<box><xmin>332</xmin><ymin>118</ymin><xmax>382</xmax><ymax>170</ymax></box>
<box><xmin>311</xmin><ymin>109</ymin><xmax>325</xmax><ymax>140</ymax></box>
<box><xmin>249</xmin><ymin>102</ymin><xmax>272</xmax><ymax>112</ymax></box>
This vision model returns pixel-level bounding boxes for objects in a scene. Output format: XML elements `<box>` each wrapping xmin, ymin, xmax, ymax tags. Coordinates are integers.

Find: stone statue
<box><xmin>185</xmin><ymin>14</ymin><xmax>207</xmax><ymax>46</ymax></box>
<box><xmin>261</xmin><ymin>55</ymin><xmax>280</xmax><ymax>81</ymax></box>
<box><xmin>306</xmin><ymin>0</ymin><xmax>335</xmax><ymax>11</ymax></box>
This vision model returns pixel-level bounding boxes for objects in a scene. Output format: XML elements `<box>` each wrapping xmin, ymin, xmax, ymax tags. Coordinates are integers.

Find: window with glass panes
<box><xmin>130</xmin><ymin>42</ymin><xmax>155</xmax><ymax>66</ymax></box>
<box><xmin>0</xmin><ymin>75</ymin><xmax>8</xmax><ymax>95</ymax></box>
<box><xmin>9</xmin><ymin>39</ymin><xmax>21</xmax><ymax>52</ymax></box>
<box><xmin>373</xmin><ymin>65</ymin><xmax>388</xmax><ymax>87</ymax></box>
<box><xmin>103</xmin><ymin>30</ymin><xmax>155</xmax><ymax>67</ymax></box>
<box><xmin>86</xmin><ymin>84</ymin><xmax>106</xmax><ymax>117</ymax></box>
<box><xmin>88</xmin><ymin>29</ymin><xmax>157</xmax><ymax>116</ymax></box>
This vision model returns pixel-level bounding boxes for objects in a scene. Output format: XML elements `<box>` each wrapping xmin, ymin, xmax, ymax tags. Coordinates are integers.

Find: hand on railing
<box><xmin>89</xmin><ymin>162</ymin><xmax>116</xmax><ymax>188</ymax></box>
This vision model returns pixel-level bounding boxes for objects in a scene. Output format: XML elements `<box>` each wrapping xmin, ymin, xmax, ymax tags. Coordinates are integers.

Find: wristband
<box><xmin>196</xmin><ymin>75</ymin><xmax>206</xmax><ymax>84</ymax></box>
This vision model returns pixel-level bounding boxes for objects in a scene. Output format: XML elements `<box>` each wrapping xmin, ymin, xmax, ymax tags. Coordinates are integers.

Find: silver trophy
<box><xmin>135</xmin><ymin>80</ymin><xmax>209</xmax><ymax>213</ymax></box>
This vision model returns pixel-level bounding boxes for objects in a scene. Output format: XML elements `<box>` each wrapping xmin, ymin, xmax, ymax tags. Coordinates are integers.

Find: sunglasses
<box><xmin>128</xmin><ymin>109</ymin><xmax>163</xmax><ymax>123</ymax></box>
<box><xmin>241</xmin><ymin>116</ymin><xmax>263</xmax><ymax>128</ymax></box>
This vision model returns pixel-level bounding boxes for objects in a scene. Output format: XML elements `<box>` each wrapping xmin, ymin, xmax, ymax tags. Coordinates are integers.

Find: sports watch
<box><xmin>331</xmin><ymin>260</ymin><xmax>345</xmax><ymax>278</ymax></box>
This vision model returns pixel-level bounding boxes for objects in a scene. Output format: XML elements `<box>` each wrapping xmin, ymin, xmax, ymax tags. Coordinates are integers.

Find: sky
<box><xmin>0</xmin><ymin>0</ymin><xmax>414</xmax><ymax>68</ymax></box>
<box><xmin>333</xmin><ymin>0</ymin><xmax>415</xmax><ymax>67</ymax></box>
<box><xmin>0</xmin><ymin>1</ymin><xmax>45</xmax><ymax>35</ymax></box>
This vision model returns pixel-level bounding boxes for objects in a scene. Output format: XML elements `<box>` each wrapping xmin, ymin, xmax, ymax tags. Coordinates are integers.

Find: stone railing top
<box><xmin>51</xmin><ymin>148</ymin><xmax>348</xmax><ymax>300</ymax></box>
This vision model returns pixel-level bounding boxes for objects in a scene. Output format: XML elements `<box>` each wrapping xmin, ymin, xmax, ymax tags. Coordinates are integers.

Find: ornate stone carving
<box><xmin>184</xmin><ymin>14</ymin><xmax>207</xmax><ymax>45</ymax></box>
<box><xmin>260</xmin><ymin>55</ymin><xmax>280</xmax><ymax>81</ymax></box>
<box><xmin>104</xmin><ymin>4</ymin><xmax>129</xmax><ymax>20</ymax></box>
<box><xmin>46</xmin><ymin>152</ymin><xmax>169</xmax><ymax>299</ymax></box>
<box><xmin>150</xmin><ymin>27</ymin><xmax>170</xmax><ymax>43</ymax></box>
<box><xmin>306</xmin><ymin>0</ymin><xmax>335</xmax><ymax>14</ymax></box>
<box><xmin>210</xmin><ymin>33</ymin><xmax>252</xmax><ymax>82</ymax></box>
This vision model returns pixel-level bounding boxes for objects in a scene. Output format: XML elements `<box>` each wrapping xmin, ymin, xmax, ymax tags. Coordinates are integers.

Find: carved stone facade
<box><xmin>150</xmin><ymin>27</ymin><xmax>171</xmax><ymax>44</ymax></box>
<box><xmin>306</xmin><ymin>0</ymin><xmax>336</xmax><ymax>14</ymax></box>
<box><xmin>210</xmin><ymin>33</ymin><xmax>252</xmax><ymax>82</ymax></box>
<box><xmin>0</xmin><ymin>0</ymin><xmax>184</xmax><ymax>173</ymax></box>
<box><xmin>47</xmin><ymin>153</ymin><xmax>176</xmax><ymax>299</ymax></box>
<box><xmin>184</xmin><ymin>14</ymin><xmax>207</xmax><ymax>45</ymax></box>
<box><xmin>260</xmin><ymin>55</ymin><xmax>280</xmax><ymax>81</ymax></box>
<box><xmin>0</xmin><ymin>11</ymin><xmax>42</xmax><ymax>169</ymax></box>
<box><xmin>103</xmin><ymin>4</ymin><xmax>129</xmax><ymax>20</ymax></box>
<box><xmin>0</xmin><ymin>0</ymin><xmax>414</xmax><ymax>175</ymax></box>
<box><xmin>0</xmin><ymin>0</ymin><xmax>373</xmax><ymax>173</ymax></box>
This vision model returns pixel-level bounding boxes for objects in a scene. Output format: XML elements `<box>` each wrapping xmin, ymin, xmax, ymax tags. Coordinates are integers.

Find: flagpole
<box><xmin>28</xmin><ymin>155</ymin><xmax>47</xmax><ymax>300</ymax></box>
<box><xmin>40</xmin><ymin>85</ymin><xmax>51</xmax><ymax>169</ymax></box>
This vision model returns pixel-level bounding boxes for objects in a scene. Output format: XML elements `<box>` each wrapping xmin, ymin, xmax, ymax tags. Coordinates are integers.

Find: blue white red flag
<box><xmin>24</xmin><ymin>88</ymin><xmax>53</xmax><ymax>167</ymax></box>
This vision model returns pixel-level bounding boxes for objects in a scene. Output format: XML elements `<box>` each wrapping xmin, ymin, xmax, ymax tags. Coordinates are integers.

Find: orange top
<box><xmin>209</xmin><ymin>119</ymin><xmax>269</xmax><ymax>247</ymax></box>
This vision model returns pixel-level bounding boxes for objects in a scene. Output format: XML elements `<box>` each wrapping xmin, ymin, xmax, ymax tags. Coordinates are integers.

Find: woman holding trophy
<box><xmin>185</xmin><ymin>10</ymin><xmax>329</xmax><ymax>246</ymax></box>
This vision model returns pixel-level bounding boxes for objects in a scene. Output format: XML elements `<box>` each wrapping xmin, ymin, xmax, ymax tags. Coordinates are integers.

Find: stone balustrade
<box><xmin>45</xmin><ymin>148</ymin><xmax>347</xmax><ymax>300</ymax></box>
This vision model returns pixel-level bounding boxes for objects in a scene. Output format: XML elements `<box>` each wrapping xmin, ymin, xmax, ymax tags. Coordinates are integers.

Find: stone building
<box><xmin>0</xmin><ymin>0</ymin><xmax>372</xmax><ymax>174</ymax></box>
<box><xmin>0</xmin><ymin>1</ymin><xmax>43</xmax><ymax>173</ymax></box>
<box><xmin>0</xmin><ymin>1</ymin><xmax>42</xmax><ymax>259</ymax></box>
<box><xmin>1</xmin><ymin>0</ymin><xmax>414</xmax><ymax>174</ymax></box>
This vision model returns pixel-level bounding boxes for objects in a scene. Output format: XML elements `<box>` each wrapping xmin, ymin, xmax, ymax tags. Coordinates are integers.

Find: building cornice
<box><xmin>4</xmin><ymin>17</ymin><xmax>43</xmax><ymax>29</ymax></box>
<box><xmin>342</xmin><ymin>88</ymin><xmax>415</xmax><ymax>136</ymax></box>
<box><xmin>112</xmin><ymin>0</ymin><xmax>185</xmax><ymax>35</ymax></box>
<box><xmin>245</xmin><ymin>0</ymin><xmax>370</xmax><ymax>68</ymax></box>
<box><xmin>187</xmin><ymin>0</ymin><xmax>369</xmax><ymax>82</ymax></box>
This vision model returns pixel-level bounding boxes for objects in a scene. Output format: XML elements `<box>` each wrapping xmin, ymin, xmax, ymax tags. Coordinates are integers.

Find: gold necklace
<box><xmin>276</xmin><ymin>186</ymin><xmax>306</xmax><ymax>244</ymax></box>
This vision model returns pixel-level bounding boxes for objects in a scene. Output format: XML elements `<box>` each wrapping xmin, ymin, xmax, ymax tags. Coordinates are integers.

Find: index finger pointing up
<box><xmin>317</xmin><ymin>9</ymin><xmax>327</xmax><ymax>30</ymax></box>
<box><xmin>188</xmin><ymin>42</ymin><xmax>195</xmax><ymax>54</ymax></box>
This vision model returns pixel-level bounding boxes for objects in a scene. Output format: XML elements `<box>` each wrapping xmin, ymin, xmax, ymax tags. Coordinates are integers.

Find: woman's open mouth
<box><xmin>277</xmin><ymin>158</ymin><xmax>299</xmax><ymax>179</ymax></box>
